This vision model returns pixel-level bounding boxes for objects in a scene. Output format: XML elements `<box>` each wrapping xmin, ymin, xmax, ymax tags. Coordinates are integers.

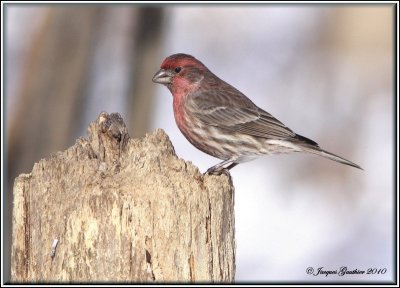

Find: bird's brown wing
<box><xmin>187</xmin><ymin>83</ymin><xmax>297</xmax><ymax>140</ymax></box>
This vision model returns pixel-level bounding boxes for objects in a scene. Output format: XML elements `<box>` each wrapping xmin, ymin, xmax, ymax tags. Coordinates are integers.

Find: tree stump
<box><xmin>11</xmin><ymin>112</ymin><xmax>235</xmax><ymax>283</ymax></box>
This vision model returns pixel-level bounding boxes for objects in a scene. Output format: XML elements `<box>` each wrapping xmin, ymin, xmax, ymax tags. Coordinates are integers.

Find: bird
<box><xmin>152</xmin><ymin>53</ymin><xmax>362</xmax><ymax>174</ymax></box>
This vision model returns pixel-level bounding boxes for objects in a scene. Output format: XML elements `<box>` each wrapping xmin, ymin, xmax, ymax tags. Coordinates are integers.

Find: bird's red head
<box><xmin>152</xmin><ymin>53</ymin><xmax>208</xmax><ymax>94</ymax></box>
<box><xmin>159</xmin><ymin>53</ymin><xmax>206</xmax><ymax>70</ymax></box>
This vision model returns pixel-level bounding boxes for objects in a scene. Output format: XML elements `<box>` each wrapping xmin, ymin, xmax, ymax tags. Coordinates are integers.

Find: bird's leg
<box><xmin>205</xmin><ymin>159</ymin><xmax>237</xmax><ymax>175</ymax></box>
<box><xmin>225</xmin><ymin>162</ymin><xmax>238</xmax><ymax>170</ymax></box>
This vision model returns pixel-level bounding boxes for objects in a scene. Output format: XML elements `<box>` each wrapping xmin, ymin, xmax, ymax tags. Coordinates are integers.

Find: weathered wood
<box><xmin>11</xmin><ymin>112</ymin><xmax>235</xmax><ymax>283</ymax></box>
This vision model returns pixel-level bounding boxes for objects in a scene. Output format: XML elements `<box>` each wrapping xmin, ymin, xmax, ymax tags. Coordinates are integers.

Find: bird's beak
<box><xmin>152</xmin><ymin>69</ymin><xmax>173</xmax><ymax>85</ymax></box>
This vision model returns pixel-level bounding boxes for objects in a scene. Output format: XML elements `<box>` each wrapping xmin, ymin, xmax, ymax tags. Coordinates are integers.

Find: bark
<box><xmin>11</xmin><ymin>112</ymin><xmax>235</xmax><ymax>283</ymax></box>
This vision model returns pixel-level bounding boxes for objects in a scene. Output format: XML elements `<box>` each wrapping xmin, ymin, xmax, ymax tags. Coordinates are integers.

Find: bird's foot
<box><xmin>205</xmin><ymin>167</ymin><xmax>229</xmax><ymax>176</ymax></box>
<box><xmin>204</xmin><ymin>160</ymin><xmax>238</xmax><ymax>176</ymax></box>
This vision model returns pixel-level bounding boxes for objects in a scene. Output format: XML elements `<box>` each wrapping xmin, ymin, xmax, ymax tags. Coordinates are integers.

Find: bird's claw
<box><xmin>204</xmin><ymin>167</ymin><xmax>231</xmax><ymax>176</ymax></box>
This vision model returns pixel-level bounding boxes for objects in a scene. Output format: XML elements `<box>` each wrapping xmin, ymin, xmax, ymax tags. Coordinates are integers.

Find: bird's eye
<box><xmin>174</xmin><ymin>67</ymin><xmax>182</xmax><ymax>73</ymax></box>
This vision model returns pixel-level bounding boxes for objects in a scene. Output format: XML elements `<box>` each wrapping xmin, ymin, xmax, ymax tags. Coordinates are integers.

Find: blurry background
<box><xmin>4</xmin><ymin>3</ymin><xmax>394</xmax><ymax>282</ymax></box>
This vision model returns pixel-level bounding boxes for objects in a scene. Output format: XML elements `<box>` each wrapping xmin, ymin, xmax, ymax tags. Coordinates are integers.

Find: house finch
<box><xmin>152</xmin><ymin>53</ymin><xmax>361</xmax><ymax>174</ymax></box>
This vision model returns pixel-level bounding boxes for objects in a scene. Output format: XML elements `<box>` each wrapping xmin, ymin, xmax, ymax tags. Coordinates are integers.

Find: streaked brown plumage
<box><xmin>152</xmin><ymin>53</ymin><xmax>362</xmax><ymax>174</ymax></box>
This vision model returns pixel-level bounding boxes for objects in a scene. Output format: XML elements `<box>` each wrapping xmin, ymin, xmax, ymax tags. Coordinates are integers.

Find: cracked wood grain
<box><xmin>11</xmin><ymin>112</ymin><xmax>235</xmax><ymax>283</ymax></box>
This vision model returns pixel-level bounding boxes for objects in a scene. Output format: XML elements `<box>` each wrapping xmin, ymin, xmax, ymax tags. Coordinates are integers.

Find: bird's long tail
<box><xmin>301</xmin><ymin>145</ymin><xmax>363</xmax><ymax>170</ymax></box>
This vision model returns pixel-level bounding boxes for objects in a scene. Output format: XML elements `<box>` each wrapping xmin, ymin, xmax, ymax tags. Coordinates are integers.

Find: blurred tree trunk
<box><xmin>7</xmin><ymin>6</ymin><xmax>164</xmax><ymax>198</ymax></box>
<box><xmin>128</xmin><ymin>8</ymin><xmax>165</xmax><ymax>138</ymax></box>
<box><xmin>11</xmin><ymin>113</ymin><xmax>235</xmax><ymax>282</ymax></box>
<box><xmin>7</xmin><ymin>6</ymin><xmax>98</xmax><ymax>186</ymax></box>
